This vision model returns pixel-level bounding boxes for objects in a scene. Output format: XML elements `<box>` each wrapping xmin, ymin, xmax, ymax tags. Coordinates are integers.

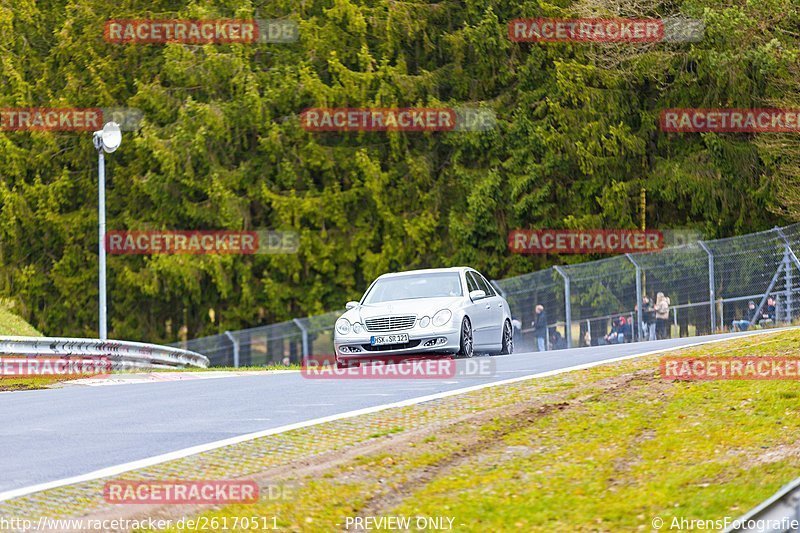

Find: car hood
<box><xmin>341</xmin><ymin>297</ymin><xmax>463</xmax><ymax>322</ymax></box>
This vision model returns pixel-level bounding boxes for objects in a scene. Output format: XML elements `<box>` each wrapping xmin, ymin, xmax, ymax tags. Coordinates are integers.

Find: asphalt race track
<box><xmin>0</xmin><ymin>332</ymin><xmax>760</xmax><ymax>496</ymax></box>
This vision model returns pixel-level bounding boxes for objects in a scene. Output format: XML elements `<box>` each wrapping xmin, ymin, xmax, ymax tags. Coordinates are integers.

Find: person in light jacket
<box><xmin>655</xmin><ymin>292</ymin><xmax>671</xmax><ymax>339</ymax></box>
<box><xmin>531</xmin><ymin>305</ymin><xmax>548</xmax><ymax>352</ymax></box>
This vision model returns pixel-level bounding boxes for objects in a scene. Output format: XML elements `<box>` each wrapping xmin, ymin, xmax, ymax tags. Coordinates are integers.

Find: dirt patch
<box><xmin>753</xmin><ymin>442</ymin><xmax>800</xmax><ymax>465</ymax></box>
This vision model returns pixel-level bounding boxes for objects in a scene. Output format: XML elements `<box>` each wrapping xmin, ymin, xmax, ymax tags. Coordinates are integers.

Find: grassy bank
<box><xmin>168</xmin><ymin>329</ymin><xmax>800</xmax><ymax>532</ymax></box>
<box><xmin>0</xmin><ymin>299</ymin><xmax>40</xmax><ymax>337</ymax></box>
<box><xmin>0</xmin><ymin>300</ymin><xmax>49</xmax><ymax>391</ymax></box>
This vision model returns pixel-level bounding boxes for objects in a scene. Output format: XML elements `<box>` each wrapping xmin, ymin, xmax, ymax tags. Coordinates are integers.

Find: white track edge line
<box><xmin>0</xmin><ymin>328</ymin><xmax>790</xmax><ymax>503</ymax></box>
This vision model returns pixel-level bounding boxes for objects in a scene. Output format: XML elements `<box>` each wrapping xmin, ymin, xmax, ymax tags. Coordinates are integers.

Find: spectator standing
<box><xmin>655</xmin><ymin>292</ymin><xmax>671</xmax><ymax>339</ymax></box>
<box><xmin>532</xmin><ymin>304</ymin><xmax>548</xmax><ymax>352</ymax></box>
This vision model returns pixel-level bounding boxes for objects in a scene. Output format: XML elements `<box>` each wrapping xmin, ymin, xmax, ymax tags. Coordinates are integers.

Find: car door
<box><xmin>474</xmin><ymin>272</ymin><xmax>505</xmax><ymax>347</ymax></box>
<box><xmin>465</xmin><ymin>271</ymin><xmax>494</xmax><ymax>348</ymax></box>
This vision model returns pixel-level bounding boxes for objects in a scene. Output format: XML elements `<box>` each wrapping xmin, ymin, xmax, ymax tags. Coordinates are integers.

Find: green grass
<box><xmin>166</xmin><ymin>329</ymin><xmax>800</xmax><ymax>532</ymax></box>
<box><xmin>0</xmin><ymin>374</ymin><xmax>85</xmax><ymax>391</ymax></box>
<box><xmin>0</xmin><ymin>299</ymin><xmax>41</xmax><ymax>336</ymax></box>
<box><xmin>367</xmin><ymin>426</ymin><xmax>405</xmax><ymax>439</ymax></box>
<box><xmin>0</xmin><ymin>300</ymin><xmax>46</xmax><ymax>390</ymax></box>
<box><xmin>0</xmin><ymin>364</ymin><xmax>303</xmax><ymax>392</ymax></box>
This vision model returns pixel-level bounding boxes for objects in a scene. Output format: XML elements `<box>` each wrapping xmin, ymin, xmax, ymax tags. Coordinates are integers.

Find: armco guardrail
<box><xmin>0</xmin><ymin>337</ymin><xmax>209</xmax><ymax>369</ymax></box>
<box><xmin>725</xmin><ymin>476</ymin><xmax>800</xmax><ymax>532</ymax></box>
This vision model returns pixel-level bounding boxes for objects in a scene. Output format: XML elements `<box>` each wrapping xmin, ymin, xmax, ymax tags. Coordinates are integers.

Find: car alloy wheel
<box><xmin>459</xmin><ymin>317</ymin><xmax>474</xmax><ymax>358</ymax></box>
<box><xmin>500</xmin><ymin>320</ymin><xmax>513</xmax><ymax>355</ymax></box>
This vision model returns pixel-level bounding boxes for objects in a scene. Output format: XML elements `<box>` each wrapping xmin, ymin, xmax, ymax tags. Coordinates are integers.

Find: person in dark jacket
<box><xmin>638</xmin><ymin>295</ymin><xmax>656</xmax><ymax>341</ymax></box>
<box><xmin>604</xmin><ymin>317</ymin><xmax>624</xmax><ymax>344</ymax></box>
<box><xmin>618</xmin><ymin>316</ymin><xmax>632</xmax><ymax>343</ymax></box>
<box><xmin>759</xmin><ymin>297</ymin><xmax>776</xmax><ymax>326</ymax></box>
<box><xmin>550</xmin><ymin>329</ymin><xmax>567</xmax><ymax>350</ymax></box>
<box><xmin>532</xmin><ymin>304</ymin><xmax>548</xmax><ymax>352</ymax></box>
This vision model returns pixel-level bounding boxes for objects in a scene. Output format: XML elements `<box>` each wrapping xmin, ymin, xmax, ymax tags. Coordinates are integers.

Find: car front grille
<box><xmin>364</xmin><ymin>315</ymin><xmax>417</xmax><ymax>332</ymax></box>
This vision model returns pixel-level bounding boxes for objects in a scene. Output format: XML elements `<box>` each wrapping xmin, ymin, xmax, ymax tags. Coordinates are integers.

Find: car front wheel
<box><xmin>500</xmin><ymin>320</ymin><xmax>513</xmax><ymax>355</ymax></box>
<box><xmin>458</xmin><ymin>317</ymin><xmax>474</xmax><ymax>358</ymax></box>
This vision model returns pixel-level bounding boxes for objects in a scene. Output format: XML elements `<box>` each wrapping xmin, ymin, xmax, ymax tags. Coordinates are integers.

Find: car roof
<box><xmin>375</xmin><ymin>267</ymin><xmax>474</xmax><ymax>279</ymax></box>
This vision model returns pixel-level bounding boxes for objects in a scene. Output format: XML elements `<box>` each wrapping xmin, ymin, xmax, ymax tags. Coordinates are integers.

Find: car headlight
<box><xmin>335</xmin><ymin>318</ymin><xmax>351</xmax><ymax>336</ymax></box>
<box><xmin>353</xmin><ymin>322</ymin><xmax>364</xmax><ymax>334</ymax></box>
<box><xmin>432</xmin><ymin>309</ymin><xmax>452</xmax><ymax>327</ymax></box>
<box><xmin>419</xmin><ymin>316</ymin><xmax>430</xmax><ymax>328</ymax></box>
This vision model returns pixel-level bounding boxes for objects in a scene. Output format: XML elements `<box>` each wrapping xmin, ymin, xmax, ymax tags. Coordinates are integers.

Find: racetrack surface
<box><xmin>0</xmin><ymin>332</ymin><xmax>756</xmax><ymax>496</ymax></box>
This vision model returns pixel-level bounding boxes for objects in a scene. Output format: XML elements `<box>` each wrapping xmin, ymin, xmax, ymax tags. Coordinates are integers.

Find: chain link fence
<box><xmin>175</xmin><ymin>224</ymin><xmax>800</xmax><ymax>366</ymax></box>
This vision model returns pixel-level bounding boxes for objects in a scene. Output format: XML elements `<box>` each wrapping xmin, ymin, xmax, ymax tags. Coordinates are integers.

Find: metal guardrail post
<box><xmin>698</xmin><ymin>241</ymin><xmax>717</xmax><ymax>333</ymax></box>
<box><xmin>553</xmin><ymin>266</ymin><xmax>572</xmax><ymax>348</ymax></box>
<box><xmin>292</xmin><ymin>318</ymin><xmax>309</xmax><ymax>364</ymax></box>
<box><xmin>626</xmin><ymin>254</ymin><xmax>643</xmax><ymax>341</ymax></box>
<box><xmin>224</xmin><ymin>331</ymin><xmax>239</xmax><ymax>368</ymax></box>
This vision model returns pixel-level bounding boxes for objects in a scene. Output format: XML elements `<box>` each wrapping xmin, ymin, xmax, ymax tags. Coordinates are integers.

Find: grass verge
<box><xmin>163</xmin><ymin>329</ymin><xmax>800</xmax><ymax>532</ymax></box>
<box><xmin>0</xmin><ymin>365</ymin><xmax>301</xmax><ymax>392</ymax></box>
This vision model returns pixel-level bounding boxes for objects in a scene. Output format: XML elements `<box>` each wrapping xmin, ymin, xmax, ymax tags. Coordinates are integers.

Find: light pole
<box><xmin>92</xmin><ymin>122</ymin><xmax>121</xmax><ymax>340</ymax></box>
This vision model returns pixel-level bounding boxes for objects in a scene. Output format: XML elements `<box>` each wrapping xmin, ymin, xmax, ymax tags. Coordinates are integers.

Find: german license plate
<box><xmin>370</xmin><ymin>333</ymin><xmax>409</xmax><ymax>346</ymax></box>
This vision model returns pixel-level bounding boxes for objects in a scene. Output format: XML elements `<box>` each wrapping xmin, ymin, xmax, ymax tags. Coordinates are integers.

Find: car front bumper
<box><xmin>334</xmin><ymin>328</ymin><xmax>461</xmax><ymax>363</ymax></box>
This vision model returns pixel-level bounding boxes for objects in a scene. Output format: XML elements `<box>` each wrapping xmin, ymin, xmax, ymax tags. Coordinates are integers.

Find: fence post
<box><xmin>698</xmin><ymin>241</ymin><xmax>716</xmax><ymax>333</ymax></box>
<box><xmin>292</xmin><ymin>318</ymin><xmax>310</xmax><ymax>364</ymax></box>
<box><xmin>626</xmin><ymin>253</ymin><xmax>643</xmax><ymax>341</ymax></box>
<box><xmin>553</xmin><ymin>266</ymin><xmax>572</xmax><ymax>348</ymax></box>
<box><xmin>224</xmin><ymin>331</ymin><xmax>239</xmax><ymax>368</ymax></box>
<box><xmin>786</xmin><ymin>249</ymin><xmax>794</xmax><ymax>322</ymax></box>
<box><xmin>776</xmin><ymin>228</ymin><xmax>800</xmax><ymax>322</ymax></box>
<box><xmin>490</xmin><ymin>279</ymin><xmax>506</xmax><ymax>298</ymax></box>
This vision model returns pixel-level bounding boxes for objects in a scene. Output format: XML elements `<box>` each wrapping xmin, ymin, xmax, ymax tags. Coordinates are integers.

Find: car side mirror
<box><xmin>345</xmin><ymin>301</ymin><xmax>359</xmax><ymax>310</ymax></box>
<box><xmin>469</xmin><ymin>290</ymin><xmax>487</xmax><ymax>301</ymax></box>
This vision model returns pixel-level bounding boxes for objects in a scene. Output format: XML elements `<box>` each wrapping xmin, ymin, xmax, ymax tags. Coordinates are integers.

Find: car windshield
<box><xmin>362</xmin><ymin>272</ymin><xmax>463</xmax><ymax>304</ymax></box>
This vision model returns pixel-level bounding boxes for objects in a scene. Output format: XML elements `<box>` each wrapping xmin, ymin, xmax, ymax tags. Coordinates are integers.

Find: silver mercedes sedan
<box><xmin>334</xmin><ymin>267</ymin><xmax>513</xmax><ymax>367</ymax></box>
